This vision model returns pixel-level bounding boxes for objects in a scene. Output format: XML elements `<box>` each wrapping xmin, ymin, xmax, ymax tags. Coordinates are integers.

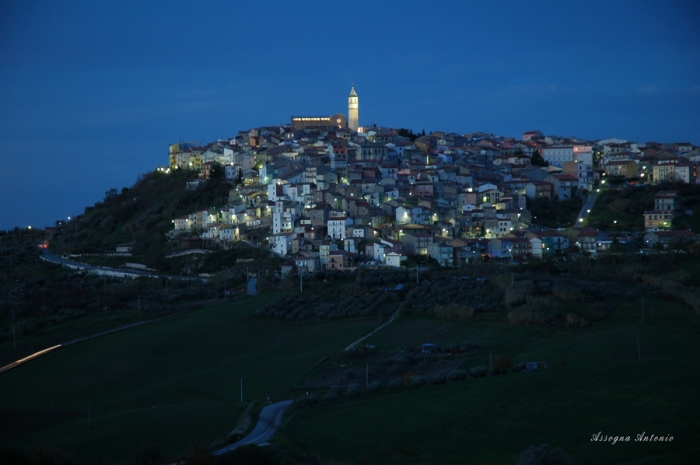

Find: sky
<box><xmin>1</xmin><ymin>0</ymin><xmax>699</xmax><ymax>230</ymax></box>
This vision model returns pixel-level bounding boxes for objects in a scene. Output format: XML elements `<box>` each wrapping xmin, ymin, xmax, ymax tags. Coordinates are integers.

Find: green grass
<box><xmin>0</xmin><ymin>294</ymin><xmax>379</xmax><ymax>463</ymax></box>
<box><xmin>0</xmin><ymin>308</ymin><xmax>144</xmax><ymax>367</ymax></box>
<box><xmin>278</xmin><ymin>298</ymin><xmax>700</xmax><ymax>464</ymax></box>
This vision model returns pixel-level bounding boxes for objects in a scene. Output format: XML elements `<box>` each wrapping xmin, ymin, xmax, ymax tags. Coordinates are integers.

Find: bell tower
<box><xmin>348</xmin><ymin>85</ymin><xmax>359</xmax><ymax>131</ymax></box>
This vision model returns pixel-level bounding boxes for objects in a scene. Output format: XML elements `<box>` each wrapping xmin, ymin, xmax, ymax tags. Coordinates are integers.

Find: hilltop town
<box><xmin>162</xmin><ymin>87</ymin><xmax>700</xmax><ymax>271</ymax></box>
<box><xmin>4</xmin><ymin>87</ymin><xmax>700</xmax><ymax>465</ymax></box>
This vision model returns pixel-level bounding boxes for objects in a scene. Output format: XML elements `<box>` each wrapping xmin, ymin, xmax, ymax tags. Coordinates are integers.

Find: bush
<box><xmin>504</xmin><ymin>280</ymin><xmax>535</xmax><ymax>307</ymax></box>
<box><xmin>429</xmin><ymin>372</ymin><xmax>447</xmax><ymax>384</ymax></box>
<box><xmin>345</xmin><ymin>384</ymin><xmax>362</xmax><ymax>397</ymax></box>
<box><xmin>409</xmin><ymin>375</ymin><xmax>428</xmax><ymax>387</ymax></box>
<box><xmin>322</xmin><ymin>385</ymin><xmax>343</xmax><ymax>401</ymax></box>
<box><xmin>507</xmin><ymin>309</ymin><xmax>553</xmax><ymax>326</ymax></box>
<box><xmin>305</xmin><ymin>393</ymin><xmax>318</xmax><ymax>405</ymax></box>
<box><xmin>470</xmin><ymin>366</ymin><xmax>488</xmax><ymax>378</ymax></box>
<box><xmin>554</xmin><ymin>285</ymin><xmax>591</xmax><ymax>302</ymax></box>
<box><xmin>564</xmin><ymin>312</ymin><xmax>589</xmax><ymax>328</ymax></box>
<box><xmin>367</xmin><ymin>381</ymin><xmax>382</xmax><ymax>392</ymax></box>
<box><xmin>448</xmin><ymin>369</ymin><xmax>467</xmax><ymax>381</ymax></box>
<box><xmin>387</xmin><ymin>378</ymin><xmax>403</xmax><ymax>389</ymax></box>
<box><xmin>403</xmin><ymin>371</ymin><xmax>418</xmax><ymax>386</ymax></box>
<box><xmin>516</xmin><ymin>443</ymin><xmax>572</xmax><ymax>465</ymax></box>
<box><xmin>431</xmin><ymin>303</ymin><xmax>475</xmax><ymax>320</ymax></box>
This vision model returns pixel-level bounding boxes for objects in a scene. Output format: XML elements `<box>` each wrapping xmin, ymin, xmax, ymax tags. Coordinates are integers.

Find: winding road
<box><xmin>40</xmin><ymin>248</ymin><xmax>206</xmax><ymax>281</ymax></box>
<box><xmin>213</xmin><ymin>400</ymin><xmax>293</xmax><ymax>455</ymax></box>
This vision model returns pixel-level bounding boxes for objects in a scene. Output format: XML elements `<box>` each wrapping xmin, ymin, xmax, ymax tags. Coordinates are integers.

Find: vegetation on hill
<box><xmin>528</xmin><ymin>197</ymin><xmax>582</xmax><ymax>228</ymax></box>
<box><xmin>52</xmin><ymin>169</ymin><xmax>231</xmax><ymax>268</ymax></box>
<box><xmin>587</xmin><ymin>182</ymin><xmax>700</xmax><ymax>233</ymax></box>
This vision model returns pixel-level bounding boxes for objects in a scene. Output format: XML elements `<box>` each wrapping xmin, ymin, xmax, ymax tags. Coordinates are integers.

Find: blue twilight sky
<box><xmin>1</xmin><ymin>0</ymin><xmax>699</xmax><ymax>230</ymax></box>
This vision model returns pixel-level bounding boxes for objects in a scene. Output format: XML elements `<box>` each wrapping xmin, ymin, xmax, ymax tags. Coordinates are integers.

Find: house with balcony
<box><xmin>428</xmin><ymin>241</ymin><xmax>454</xmax><ymax>267</ymax></box>
<box><xmin>643</xmin><ymin>210</ymin><xmax>673</xmax><ymax>232</ymax></box>
<box><xmin>272</xmin><ymin>232</ymin><xmax>297</xmax><ymax>256</ymax></box>
<box><xmin>319</xmin><ymin>241</ymin><xmax>338</xmax><ymax>268</ymax></box>
<box><xmin>524</xmin><ymin>181</ymin><xmax>552</xmax><ymax>200</ymax></box>
<box><xmin>655</xmin><ymin>190</ymin><xmax>681</xmax><ymax>212</ymax></box>
<box><xmin>327</xmin><ymin>250</ymin><xmax>351</xmax><ymax>270</ymax></box>
<box><xmin>327</xmin><ymin>216</ymin><xmax>353</xmax><ymax>240</ymax></box>
<box><xmin>546</xmin><ymin>174</ymin><xmax>578</xmax><ymax>199</ymax></box>
<box><xmin>604</xmin><ymin>160</ymin><xmax>639</xmax><ymax>179</ymax></box>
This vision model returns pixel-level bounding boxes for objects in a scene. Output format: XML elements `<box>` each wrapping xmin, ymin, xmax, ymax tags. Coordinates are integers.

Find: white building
<box><xmin>272</xmin><ymin>200</ymin><xmax>300</xmax><ymax>234</ymax></box>
<box><xmin>542</xmin><ymin>146</ymin><xmax>574</xmax><ymax>167</ymax></box>
<box><xmin>328</xmin><ymin>216</ymin><xmax>353</xmax><ymax>240</ymax></box>
<box><xmin>273</xmin><ymin>233</ymin><xmax>296</xmax><ymax>256</ymax></box>
<box><xmin>386</xmin><ymin>252</ymin><xmax>406</xmax><ymax>268</ymax></box>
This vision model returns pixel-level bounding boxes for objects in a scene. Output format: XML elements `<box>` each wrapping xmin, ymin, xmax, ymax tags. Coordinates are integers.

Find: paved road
<box><xmin>575</xmin><ymin>191</ymin><xmax>599</xmax><ymax>226</ymax></box>
<box><xmin>40</xmin><ymin>248</ymin><xmax>205</xmax><ymax>281</ymax></box>
<box><xmin>213</xmin><ymin>400</ymin><xmax>293</xmax><ymax>455</ymax></box>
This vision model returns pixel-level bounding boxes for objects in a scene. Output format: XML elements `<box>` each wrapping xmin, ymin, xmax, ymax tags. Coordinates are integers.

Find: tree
<box><xmin>398</xmin><ymin>128</ymin><xmax>419</xmax><ymax>141</ymax></box>
<box><xmin>492</xmin><ymin>354</ymin><xmax>513</xmax><ymax>374</ymax></box>
<box><xmin>209</xmin><ymin>162</ymin><xmax>225</xmax><ymax>180</ymax></box>
<box><xmin>531</xmin><ymin>149</ymin><xmax>548</xmax><ymax>167</ymax></box>
<box><xmin>104</xmin><ymin>187</ymin><xmax>118</xmax><ymax>202</ymax></box>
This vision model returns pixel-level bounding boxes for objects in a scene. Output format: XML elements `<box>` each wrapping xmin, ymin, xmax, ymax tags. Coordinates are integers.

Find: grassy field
<box><xmin>0</xmin><ymin>294</ymin><xmax>380</xmax><ymax>463</ymax></box>
<box><xmin>278</xmin><ymin>297</ymin><xmax>700</xmax><ymax>464</ymax></box>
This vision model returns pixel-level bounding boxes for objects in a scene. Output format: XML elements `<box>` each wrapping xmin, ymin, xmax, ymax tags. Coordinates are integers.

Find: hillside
<box><xmin>2</xmin><ymin>257</ymin><xmax>700</xmax><ymax>464</ymax></box>
<box><xmin>52</xmin><ymin>168</ymin><xmax>231</xmax><ymax>267</ymax></box>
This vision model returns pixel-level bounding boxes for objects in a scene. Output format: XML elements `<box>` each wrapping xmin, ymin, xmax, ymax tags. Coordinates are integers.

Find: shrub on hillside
<box><xmin>470</xmin><ymin>367</ymin><xmax>488</xmax><ymax>378</ymax></box>
<box><xmin>564</xmin><ymin>312</ymin><xmax>589</xmax><ymax>328</ymax></box>
<box><xmin>367</xmin><ymin>381</ymin><xmax>382</xmax><ymax>392</ymax></box>
<box><xmin>448</xmin><ymin>369</ymin><xmax>467</xmax><ymax>381</ymax></box>
<box><xmin>430</xmin><ymin>303</ymin><xmax>475</xmax><ymax>320</ymax></box>
<box><xmin>504</xmin><ymin>280</ymin><xmax>535</xmax><ymax>307</ymax></box>
<box><xmin>407</xmin><ymin>278</ymin><xmax>503</xmax><ymax>316</ymax></box>
<box><xmin>387</xmin><ymin>378</ymin><xmax>403</xmax><ymax>389</ymax></box>
<box><xmin>345</xmin><ymin>384</ymin><xmax>362</xmax><ymax>397</ymax></box>
<box><xmin>403</xmin><ymin>371</ymin><xmax>418</xmax><ymax>386</ymax></box>
<box><xmin>409</xmin><ymin>375</ymin><xmax>427</xmax><ymax>387</ymax></box>
<box><xmin>554</xmin><ymin>285</ymin><xmax>592</xmax><ymax>302</ymax></box>
<box><xmin>321</xmin><ymin>392</ymin><xmax>338</xmax><ymax>401</ymax></box>
<box><xmin>507</xmin><ymin>309</ymin><xmax>552</xmax><ymax>326</ymax></box>
<box><xmin>429</xmin><ymin>372</ymin><xmax>447</xmax><ymax>384</ymax></box>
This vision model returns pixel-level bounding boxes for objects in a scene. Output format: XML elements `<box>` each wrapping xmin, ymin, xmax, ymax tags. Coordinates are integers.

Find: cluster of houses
<box><xmin>166</xmin><ymin>125</ymin><xmax>700</xmax><ymax>270</ymax></box>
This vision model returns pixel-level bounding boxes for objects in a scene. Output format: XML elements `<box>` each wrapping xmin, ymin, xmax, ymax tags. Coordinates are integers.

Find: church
<box><xmin>291</xmin><ymin>86</ymin><xmax>359</xmax><ymax>131</ymax></box>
